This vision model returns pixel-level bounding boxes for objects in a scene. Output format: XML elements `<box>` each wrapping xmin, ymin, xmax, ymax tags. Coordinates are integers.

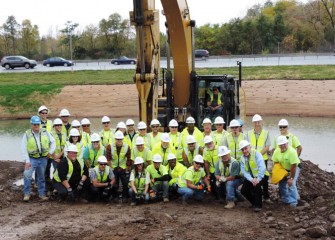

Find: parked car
<box><xmin>111</xmin><ymin>56</ymin><xmax>136</xmax><ymax>65</ymax></box>
<box><xmin>195</xmin><ymin>49</ymin><xmax>209</xmax><ymax>59</ymax></box>
<box><xmin>43</xmin><ymin>57</ymin><xmax>74</xmax><ymax>67</ymax></box>
<box><xmin>1</xmin><ymin>56</ymin><xmax>37</xmax><ymax>69</ymax></box>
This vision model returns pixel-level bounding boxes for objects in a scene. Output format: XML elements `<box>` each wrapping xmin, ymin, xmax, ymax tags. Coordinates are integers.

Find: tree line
<box><xmin>1</xmin><ymin>0</ymin><xmax>335</xmax><ymax>61</ymax></box>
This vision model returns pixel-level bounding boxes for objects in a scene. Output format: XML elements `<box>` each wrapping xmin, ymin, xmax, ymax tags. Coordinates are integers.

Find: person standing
<box><xmin>212</xmin><ymin>116</ymin><xmax>228</xmax><ymax>146</ymax></box>
<box><xmin>168</xmin><ymin>119</ymin><xmax>183</xmax><ymax>164</ymax></box>
<box><xmin>99</xmin><ymin>116</ymin><xmax>114</xmax><ymax>148</ymax></box>
<box><xmin>152</xmin><ymin>133</ymin><xmax>176</xmax><ymax>166</ymax></box>
<box><xmin>132</xmin><ymin>121</ymin><xmax>151</xmax><ymax>149</ymax></box>
<box><xmin>81</xmin><ymin>118</ymin><xmax>92</xmax><ymax>147</ymax></box>
<box><xmin>182</xmin><ymin>135</ymin><xmax>203</xmax><ymax>167</ymax></box>
<box><xmin>125</xmin><ymin>119</ymin><xmax>137</xmax><ymax>149</ymax></box>
<box><xmin>59</xmin><ymin>109</ymin><xmax>71</xmax><ymax>137</ymax></box>
<box><xmin>223</xmin><ymin>119</ymin><xmax>243</xmax><ymax>160</ymax></box>
<box><xmin>181</xmin><ymin>116</ymin><xmax>203</xmax><ymax>148</ymax></box>
<box><xmin>38</xmin><ymin>105</ymin><xmax>52</xmax><ymax>132</ymax></box>
<box><xmin>131</xmin><ymin>136</ymin><xmax>153</xmax><ymax>168</ymax></box>
<box><xmin>148</xmin><ymin>119</ymin><xmax>162</xmax><ymax>150</ymax></box>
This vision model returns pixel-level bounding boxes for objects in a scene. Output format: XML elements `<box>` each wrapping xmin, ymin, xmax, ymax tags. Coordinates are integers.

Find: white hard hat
<box><xmin>53</xmin><ymin>118</ymin><xmax>62</xmax><ymax>125</ymax></box>
<box><xmin>204</xmin><ymin>136</ymin><xmax>213</xmax><ymax>144</ymax></box>
<box><xmin>67</xmin><ymin>144</ymin><xmax>78</xmax><ymax>153</ymax></box>
<box><xmin>135</xmin><ymin>136</ymin><xmax>145</xmax><ymax>145</ymax></box>
<box><xmin>150</xmin><ymin>119</ymin><xmax>160</xmax><ymax>126</ymax></box>
<box><xmin>167</xmin><ymin>153</ymin><xmax>176</xmax><ymax>161</ymax></box>
<box><xmin>193</xmin><ymin>154</ymin><xmax>204</xmax><ymax>163</ymax></box>
<box><xmin>202</xmin><ymin>118</ymin><xmax>212</xmax><ymax>125</ymax></box>
<box><xmin>217</xmin><ymin>146</ymin><xmax>231</xmax><ymax>157</ymax></box>
<box><xmin>114</xmin><ymin>130</ymin><xmax>124</xmax><ymax>139</ymax></box>
<box><xmin>152</xmin><ymin>154</ymin><xmax>162</xmax><ymax>163</ymax></box>
<box><xmin>71</xmin><ymin>120</ymin><xmax>81</xmax><ymax>127</ymax></box>
<box><xmin>186</xmin><ymin>135</ymin><xmax>197</xmax><ymax>144</ymax></box>
<box><xmin>69</xmin><ymin>128</ymin><xmax>80</xmax><ymax>137</ymax></box>
<box><xmin>90</xmin><ymin>133</ymin><xmax>100</xmax><ymax>142</ymax></box>
<box><xmin>229</xmin><ymin>119</ymin><xmax>241</xmax><ymax>128</ymax></box>
<box><xmin>59</xmin><ymin>108</ymin><xmax>70</xmax><ymax>117</ymax></box>
<box><xmin>134</xmin><ymin>157</ymin><xmax>144</xmax><ymax>165</ymax></box>
<box><xmin>161</xmin><ymin>133</ymin><xmax>171</xmax><ymax>142</ymax></box>
<box><xmin>252</xmin><ymin>114</ymin><xmax>263</xmax><ymax>122</ymax></box>
<box><xmin>97</xmin><ymin>156</ymin><xmax>108</xmax><ymax>164</ymax></box>
<box><xmin>214</xmin><ymin>116</ymin><xmax>225</xmax><ymax>124</ymax></box>
<box><xmin>137</xmin><ymin>121</ymin><xmax>147</xmax><ymax>129</ymax></box>
<box><xmin>81</xmin><ymin>118</ymin><xmax>91</xmax><ymax>125</ymax></box>
<box><xmin>169</xmin><ymin>119</ymin><xmax>178</xmax><ymax>127</ymax></box>
<box><xmin>186</xmin><ymin>116</ymin><xmax>195</xmax><ymax>124</ymax></box>
<box><xmin>277</xmin><ymin>135</ymin><xmax>288</xmax><ymax>145</ymax></box>
<box><xmin>101</xmin><ymin>116</ymin><xmax>110</xmax><ymax>123</ymax></box>
<box><xmin>116</xmin><ymin>121</ymin><xmax>126</xmax><ymax>129</ymax></box>
<box><xmin>38</xmin><ymin>105</ymin><xmax>48</xmax><ymax>113</ymax></box>
<box><xmin>239</xmin><ymin>140</ymin><xmax>250</xmax><ymax>150</ymax></box>
<box><xmin>278</xmin><ymin>119</ymin><xmax>289</xmax><ymax>126</ymax></box>
<box><xmin>126</xmin><ymin>119</ymin><xmax>135</xmax><ymax>126</ymax></box>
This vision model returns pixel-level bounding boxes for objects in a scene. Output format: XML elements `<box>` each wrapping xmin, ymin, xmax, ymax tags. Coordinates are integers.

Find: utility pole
<box><xmin>62</xmin><ymin>21</ymin><xmax>78</xmax><ymax>64</ymax></box>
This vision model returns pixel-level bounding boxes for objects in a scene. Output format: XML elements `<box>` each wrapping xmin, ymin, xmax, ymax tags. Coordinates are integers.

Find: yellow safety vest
<box><xmin>81</xmin><ymin>132</ymin><xmax>91</xmax><ymax>147</ymax></box>
<box><xmin>40</xmin><ymin>119</ymin><xmax>53</xmax><ymax>132</ymax></box>
<box><xmin>247</xmin><ymin>129</ymin><xmax>269</xmax><ymax>160</ymax></box>
<box><xmin>131</xmin><ymin>170</ymin><xmax>147</xmax><ymax>193</ymax></box>
<box><xmin>203</xmin><ymin>146</ymin><xmax>219</xmax><ymax>174</ymax></box>
<box><xmin>227</xmin><ymin>133</ymin><xmax>243</xmax><ymax>160</ymax></box>
<box><xmin>167</xmin><ymin>162</ymin><xmax>187</xmax><ymax>186</ymax></box>
<box><xmin>181</xmin><ymin>127</ymin><xmax>203</xmax><ymax>147</ymax></box>
<box><xmin>218</xmin><ymin>158</ymin><xmax>243</xmax><ymax>177</ymax></box>
<box><xmin>152</xmin><ymin>143</ymin><xmax>176</xmax><ymax>166</ymax></box>
<box><xmin>93</xmin><ymin>165</ymin><xmax>110</xmax><ymax>183</ymax></box>
<box><xmin>212</xmin><ymin>130</ymin><xmax>228</xmax><ymax>146</ymax></box>
<box><xmin>88</xmin><ymin>144</ymin><xmax>105</xmax><ymax>168</ymax></box>
<box><xmin>178</xmin><ymin>166</ymin><xmax>205</xmax><ymax>187</ymax></box>
<box><xmin>183</xmin><ymin>145</ymin><xmax>200</xmax><ymax>165</ymax></box>
<box><xmin>149</xmin><ymin>132</ymin><xmax>162</xmax><ymax>150</ymax></box>
<box><xmin>241</xmin><ymin>149</ymin><xmax>259</xmax><ymax>178</ymax></box>
<box><xmin>169</xmin><ymin>132</ymin><xmax>183</xmax><ymax>162</ymax></box>
<box><xmin>53</xmin><ymin>158</ymin><xmax>84</xmax><ymax>182</ymax></box>
<box><xmin>99</xmin><ymin>129</ymin><xmax>114</xmax><ymax>148</ymax></box>
<box><xmin>52</xmin><ymin>130</ymin><xmax>66</xmax><ymax>157</ymax></box>
<box><xmin>26</xmin><ymin>129</ymin><xmax>50</xmax><ymax>158</ymax></box>
<box><xmin>110</xmin><ymin>143</ymin><xmax>128</xmax><ymax>169</ymax></box>
<box><xmin>132</xmin><ymin>134</ymin><xmax>151</xmax><ymax>150</ymax></box>
<box><xmin>208</xmin><ymin>91</ymin><xmax>222</xmax><ymax>105</ymax></box>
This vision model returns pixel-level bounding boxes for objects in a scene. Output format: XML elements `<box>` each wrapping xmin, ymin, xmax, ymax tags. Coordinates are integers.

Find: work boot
<box><xmin>39</xmin><ymin>196</ymin><xmax>49</xmax><ymax>201</ymax></box>
<box><xmin>163</xmin><ymin>198</ymin><xmax>169</xmax><ymax>203</ymax></box>
<box><xmin>224</xmin><ymin>201</ymin><xmax>235</xmax><ymax>209</ymax></box>
<box><xmin>23</xmin><ymin>194</ymin><xmax>30</xmax><ymax>202</ymax></box>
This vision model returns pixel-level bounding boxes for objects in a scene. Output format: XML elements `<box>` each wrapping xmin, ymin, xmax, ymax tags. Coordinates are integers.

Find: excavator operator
<box><xmin>206</xmin><ymin>86</ymin><xmax>223</xmax><ymax>119</ymax></box>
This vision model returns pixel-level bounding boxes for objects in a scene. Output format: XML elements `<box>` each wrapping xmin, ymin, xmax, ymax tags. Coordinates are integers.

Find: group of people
<box><xmin>22</xmin><ymin>105</ymin><xmax>302</xmax><ymax>211</ymax></box>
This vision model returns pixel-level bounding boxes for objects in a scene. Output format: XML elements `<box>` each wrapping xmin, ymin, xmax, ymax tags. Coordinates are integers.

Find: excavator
<box><xmin>130</xmin><ymin>0</ymin><xmax>245</xmax><ymax>130</ymax></box>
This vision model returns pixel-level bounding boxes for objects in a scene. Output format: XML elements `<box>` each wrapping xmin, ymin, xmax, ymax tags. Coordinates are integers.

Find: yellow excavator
<box><xmin>130</xmin><ymin>0</ymin><xmax>245</xmax><ymax>130</ymax></box>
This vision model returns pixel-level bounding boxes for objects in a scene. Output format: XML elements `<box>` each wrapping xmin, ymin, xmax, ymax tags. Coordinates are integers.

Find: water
<box><xmin>1</xmin><ymin>116</ymin><xmax>334</xmax><ymax>172</ymax></box>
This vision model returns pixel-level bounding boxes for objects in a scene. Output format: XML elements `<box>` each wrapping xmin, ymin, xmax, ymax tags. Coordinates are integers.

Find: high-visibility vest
<box><xmin>241</xmin><ymin>149</ymin><xmax>259</xmax><ymax>178</ymax></box>
<box><xmin>53</xmin><ymin>157</ymin><xmax>84</xmax><ymax>182</ymax></box>
<box><xmin>152</xmin><ymin>142</ymin><xmax>176</xmax><ymax>166</ymax></box>
<box><xmin>52</xmin><ymin>130</ymin><xmax>66</xmax><ymax>157</ymax></box>
<box><xmin>212</xmin><ymin>130</ymin><xmax>228</xmax><ymax>146</ymax></box>
<box><xmin>167</xmin><ymin>162</ymin><xmax>187</xmax><ymax>186</ymax></box>
<box><xmin>247</xmin><ymin>129</ymin><xmax>269</xmax><ymax>160</ymax></box>
<box><xmin>183</xmin><ymin>145</ymin><xmax>200</xmax><ymax>165</ymax></box>
<box><xmin>178</xmin><ymin>166</ymin><xmax>205</xmax><ymax>187</ymax></box>
<box><xmin>88</xmin><ymin>144</ymin><xmax>105</xmax><ymax>168</ymax></box>
<box><xmin>218</xmin><ymin>157</ymin><xmax>243</xmax><ymax>177</ymax></box>
<box><xmin>65</xmin><ymin>141</ymin><xmax>83</xmax><ymax>160</ymax></box>
<box><xmin>181</xmin><ymin>127</ymin><xmax>203</xmax><ymax>147</ymax></box>
<box><xmin>149</xmin><ymin>132</ymin><xmax>162</xmax><ymax>150</ymax></box>
<box><xmin>110</xmin><ymin>143</ymin><xmax>128</xmax><ymax>169</ymax></box>
<box><xmin>227</xmin><ymin>133</ymin><xmax>243</xmax><ymax>160</ymax></box>
<box><xmin>132</xmin><ymin>133</ymin><xmax>151</xmax><ymax>150</ymax></box>
<box><xmin>169</xmin><ymin>132</ymin><xmax>183</xmax><ymax>161</ymax></box>
<box><xmin>132</xmin><ymin>147</ymin><xmax>149</xmax><ymax>161</ymax></box>
<box><xmin>203</xmin><ymin>146</ymin><xmax>219</xmax><ymax>174</ymax></box>
<box><xmin>26</xmin><ymin>129</ymin><xmax>50</xmax><ymax>158</ymax></box>
<box><xmin>131</xmin><ymin>170</ymin><xmax>147</xmax><ymax>193</ymax></box>
<box><xmin>93</xmin><ymin>165</ymin><xmax>110</xmax><ymax>183</ymax></box>
<box><xmin>208</xmin><ymin>91</ymin><xmax>222</xmax><ymax>105</ymax></box>
<box><xmin>81</xmin><ymin>132</ymin><xmax>91</xmax><ymax>147</ymax></box>
<box><xmin>40</xmin><ymin>119</ymin><xmax>53</xmax><ymax>132</ymax></box>
<box><xmin>99</xmin><ymin>129</ymin><xmax>114</xmax><ymax>148</ymax></box>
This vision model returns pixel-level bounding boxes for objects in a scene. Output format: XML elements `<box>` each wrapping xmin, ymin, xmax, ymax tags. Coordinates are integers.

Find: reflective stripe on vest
<box><xmin>26</xmin><ymin>129</ymin><xmax>50</xmax><ymax>158</ymax></box>
<box><xmin>248</xmin><ymin>129</ymin><xmax>269</xmax><ymax>160</ymax></box>
<box><xmin>170</xmin><ymin>132</ymin><xmax>183</xmax><ymax>161</ymax></box>
<box><xmin>208</xmin><ymin>92</ymin><xmax>222</xmax><ymax>105</ymax></box>
<box><xmin>89</xmin><ymin>144</ymin><xmax>105</xmax><ymax>168</ymax></box>
<box><xmin>94</xmin><ymin>165</ymin><xmax>110</xmax><ymax>183</ymax></box>
<box><xmin>242</xmin><ymin>149</ymin><xmax>259</xmax><ymax>177</ymax></box>
<box><xmin>227</xmin><ymin>133</ymin><xmax>243</xmax><ymax>160</ymax></box>
<box><xmin>53</xmin><ymin>158</ymin><xmax>84</xmax><ymax>182</ymax></box>
<box><xmin>99</xmin><ymin>129</ymin><xmax>114</xmax><ymax>148</ymax></box>
<box><xmin>132</xmin><ymin>170</ymin><xmax>147</xmax><ymax>192</ymax></box>
<box><xmin>204</xmin><ymin>147</ymin><xmax>219</xmax><ymax>173</ymax></box>
<box><xmin>110</xmin><ymin>143</ymin><xmax>128</xmax><ymax>169</ymax></box>
<box><xmin>133</xmin><ymin>147</ymin><xmax>148</xmax><ymax>161</ymax></box>
<box><xmin>212</xmin><ymin>130</ymin><xmax>228</xmax><ymax>146</ymax></box>
<box><xmin>52</xmin><ymin>130</ymin><xmax>66</xmax><ymax>156</ymax></box>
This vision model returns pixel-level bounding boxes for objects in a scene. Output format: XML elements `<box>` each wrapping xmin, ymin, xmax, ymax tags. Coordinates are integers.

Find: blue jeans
<box><xmin>225</xmin><ymin>178</ymin><xmax>244</xmax><ymax>201</ymax></box>
<box><xmin>23</xmin><ymin>157</ymin><xmax>47</xmax><ymax>197</ymax></box>
<box><xmin>151</xmin><ymin>181</ymin><xmax>169</xmax><ymax>199</ymax></box>
<box><xmin>177</xmin><ymin>187</ymin><xmax>204</xmax><ymax>202</ymax></box>
<box><xmin>279</xmin><ymin>167</ymin><xmax>300</xmax><ymax>207</ymax></box>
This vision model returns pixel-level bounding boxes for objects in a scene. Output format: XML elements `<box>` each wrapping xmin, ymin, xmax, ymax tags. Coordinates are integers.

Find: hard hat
<box><xmin>53</xmin><ymin>118</ymin><xmax>62</xmax><ymax>125</ymax></box>
<box><xmin>217</xmin><ymin>146</ymin><xmax>231</xmax><ymax>157</ymax></box>
<box><xmin>277</xmin><ymin>135</ymin><xmax>288</xmax><ymax>145</ymax></box>
<box><xmin>126</xmin><ymin>119</ymin><xmax>135</xmax><ymax>126</ymax></box>
<box><xmin>101</xmin><ymin>116</ymin><xmax>110</xmax><ymax>123</ymax></box>
<box><xmin>239</xmin><ymin>140</ymin><xmax>250</xmax><ymax>150</ymax></box>
<box><xmin>167</xmin><ymin>153</ymin><xmax>176</xmax><ymax>161</ymax></box>
<box><xmin>71</xmin><ymin>120</ymin><xmax>81</xmax><ymax>127</ymax></box>
<box><xmin>204</xmin><ymin>136</ymin><xmax>213</xmax><ymax>144</ymax></box>
<box><xmin>278</xmin><ymin>119</ymin><xmax>289</xmax><ymax>126</ymax></box>
<box><xmin>186</xmin><ymin>116</ymin><xmax>195</xmax><ymax>124</ymax></box>
<box><xmin>161</xmin><ymin>133</ymin><xmax>171</xmax><ymax>142</ymax></box>
<box><xmin>97</xmin><ymin>156</ymin><xmax>108</xmax><ymax>164</ymax></box>
<box><xmin>169</xmin><ymin>119</ymin><xmax>178</xmax><ymax>127</ymax></box>
<box><xmin>202</xmin><ymin>118</ymin><xmax>212</xmax><ymax>126</ymax></box>
<box><xmin>59</xmin><ymin>109</ymin><xmax>70</xmax><ymax>117</ymax></box>
<box><xmin>31</xmin><ymin>115</ymin><xmax>41</xmax><ymax>124</ymax></box>
<box><xmin>214</xmin><ymin>116</ymin><xmax>225</xmax><ymax>124</ymax></box>
<box><xmin>237</xmin><ymin>119</ymin><xmax>244</xmax><ymax>127</ymax></box>
<box><xmin>152</xmin><ymin>154</ymin><xmax>162</xmax><ymax>163</ymax></box>
<box><xmin>38</xmin><ymin>105</ymin><xmax>48</xmax><ymax>113</ymax></box>
<box><xmin>114</xmin><ymin>130</ymin><xmax>124</xmax><ymax>139</ymax></box>
<box><xmin>116</xmin><ymin>121</ymin><xmax>126</xmax><ymax>129</ymax></box>
<box><xmin>150</xmin><ymin>119</ymin><xmax>160</xmax><ymax>126</ymax></box>
<box><xmin>69</xmin><ymin>128</ymin><xmax>80</xmax><ymax>137</ymax></box>
<box><xmin>271</xmin><ymin>163</ymin><xmax>288</xmax><ymax>184</ymax></box>
<box><xmin>193</xmin><ymin>154</ymin><xmax>204</xmax><ymax>163</ymax></box>
<box><xmin>134</xmin><ymin>157</ymin><xmax>144</xmax><ymax>165</ymax></box>
<box><xmin>186</xmin><ymin>135</ymin><xmax>197</xmax><ymax>144</ymax></box>
<box><xmin>135</xmin><ymin>136</ymin><xmax>145</xmax><ymax>145</ymax></box>
<box><xmin>252</xmin><ymin>114</ymin><xmax>263</xmax><ymax>122</ymax></box>
<box><xmin>137</xmin><ymin>121</ymin><xmax>147</xmax><ymax>129</ymax></box>
<box><xmin>81</xmin><ymin>118</ymin><xmax>91</xmax><ymax>125</ymax></box>
<box><xmin>67</xmin><ymin>144</ymin><xmax>78</xmax><ymax>153</ymax></box>
<box><xmin>90</xmin><ymin>133</ymin><xmax>100</xmax><ymax>142</ymax></box>
<box><xmin>229</xmin><ymin>119</ymin><xmax>241</xmax><ymax>128</ymax></box>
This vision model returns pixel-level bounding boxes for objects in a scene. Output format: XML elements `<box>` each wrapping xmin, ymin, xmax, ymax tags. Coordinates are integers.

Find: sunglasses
<box><xmin>54</xmin><ymin>124</ymin><xmax>62</xmax><ymax>127</ymax></box>
<box><xmin>279</xmin><ymin>126</ymin><xmax>287</xmax><ymax>129</ymax></box>
<box><xmin>139</xmin><ymin>129</ymin><xmax>146</xmax><ymax>131</ymax></box>
<box><xmin>61</xmin><ymin>116</ymin><xmax>69</xmax><ymax>118</ymax></box>
<box><xmin>33</xmin><ymin>124</ymin><xmax>40</xmax><ymax>126</ymax></box>
<box><xmin>188</xmin><ymin>143</ymin><xmax>195</xmax><ymax>146</ymax></box>
<box><xmin>170</xmin><ymin>126</ymin><xmax>178</xmax><ymax>129</ymax></box>
<box><xmin>73</xmin><ymin>126</ymin><xmax>80</xmax><ymax>128</ymax></box>
<box><xmin>152</xmin><ymin>125</ymin><xmax>159</xmax><ymax>128</ymax></box>
<box><xmin>103</xmin><ymin>122</ymin><xmax>110</xmax><ymax>125</ymax></box>
<box><xmin>194</xmin><ymin>162</ymin><xmax>202</xmax><ymax>165</ymax></box>
<box><xmin>40</xmin><ymin>112</ymin><xmax>48</xmax><ymax>115</ymax></box>
<box><xmin>99</xmin><ymin>163</ymin><xmax>107</xmax><ymax>166</ymax></box>
<box><xmin>82</xmin><ymin>125</ymin><xmax>90</xmax><ymax>127</ymax></box>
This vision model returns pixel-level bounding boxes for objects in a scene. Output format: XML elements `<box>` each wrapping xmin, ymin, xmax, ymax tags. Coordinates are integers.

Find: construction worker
<box><xmin>168</xmin><ymin>119</ymin><xmax>183</xmax><ymax>164</ymax></box>
<box><xmin>64</xmin><ymin>128</ymin><xmax>84</xmax><ymax>161</ymax></box>
<box><xmin>71</xmin><ymin>119</ymin><xmax>81</xmax><ymax>132</ymax></box>
<box><xmin>166</xmin><ymin>153</ymin><xmax>187</xmax><ymax>192</ymax></box>
<box><xmin>206</xmin><ymin>86</ymin><xmax>223</xmax><ymax>119</ymax></box>
<box><xmin>203</xmin><ymin>135</ymin><xmax>219</xmax><ymax>199</ymax></box>
<box><xmin>245</xmin><ymin>114</ymin><xmax>271</xmax><ymax>202</ymax></box>
<box><xmin>239</xmin><ymin>140</ymin><xmax>266</xmax><ymax>212</ymax></box>
<box><xmin>200</xmin><ymin>118</ymin><xmax>213</xmax><ymax>147</ymax></box>
<box><xmin>182</xmin><ymin>135</ymin><xmax>203</xmax><ymax>167</ymax></box>
<box><xmin>131</xmin><ymin>136</ymin><xmax>152</xmax><ymax>167</ymax></box>
<box><xmin>50</xmin><ymin>118</ymin><xmax>67</xmax><ymax>170</ymax></box>
<box><xmin>106</xmin><ymin>130</ymin><xmax>131</xmax><ymax>201</ymax></box>
<box><xmin>177</xmin><ymin>154</ymin><xmax>211</xmax><ymax>205</ymax></box>
<box><xmin>223</xmin><ymin>119</ymin><xmax>243</xmax><ymax>160</ymax></box>
<box><xmin>53</xmin><ymin>144</ymin><xmax>89</xmax><ymax>202</ymax></box>
<box><xmin>22</xmin><ymin>116</ymin><xmax>56</xmax><ymax>202</ymax></box>
<box><xmin>215</xmin><ymin>146</ymin><xmax>243</xmax><ymax>209</ymax></box>
<box><xmin>125</xmin><ymin>119</ymin><xmax>137</xmax><ymax>149</ymax></box>
<box><xmin>237</xmin><ymin>119</ymin><xmax>244</xmax><ymax>133</ymax></box>
<box><xmin>83</xmin><ymin>133</ymin><xmax>105</xmax><ymax>169</ymax></box>
<box><xmin>81</xmin><ymin>118</ymin><xmax>91</xmax><ymax>147</ymax></box>
<box><xmin>148</xmin><ymin>119</ymin><xmax>162</xmax><ymax>150</ymax></box>
<box><xmin>116</xmin><ymin>121</ymin><xmax>131</xmax><ymax>147</ymax></box>
<box><xmin>38</xmin><ymin>105</ymin><xmax>52</xmax><ymax>132</ymax></box>
<box><xmin>59</xmin><ymin>108</ymin><xmax>71</xmax><ymax>137</ymax></box>
<box><xmin>90</xmin><ymin>156</ymin><xmax>115</xmax><ymax>202</ymax></box>
<box><xmin>99</xmin><ymin>116</ymin><xmax>114</xmax><ymax>148</ymax></box>
<box><xmin>152</xmin><ymin>133</ymin><xmax>176</xmax><ymax>166</ymax></box>
<box><xmin>129</xmin><ymin>157</ymin><xmax>150</xmax><ymax>206</ymax></box>
<box><xmin>132</xmin><ymin>121</ymin><xmax>151</xmax><ymax>149</ymax></box>
<box><xmin>146</xmin><ymin>154</ymin><xmax>170</xmax><ymax>202</ymax></box>
<box><xmin>212</xmin><ymin>116</ymin><xmax>228</xmax><ymax>146</ymax></box>
<box><xmin>181</xmin><ymin>116</ymin><xmax>203</xmax><ymax>148</ymax></box>
<box><xmin>272</xmin><ymin>119</ymin><xmax>302</xmax><ymax>157</ymax></box>
<box><xmin>272</xmin><ymin>135</ymin><xmax>301</xmax><ymax>208</ymax></box>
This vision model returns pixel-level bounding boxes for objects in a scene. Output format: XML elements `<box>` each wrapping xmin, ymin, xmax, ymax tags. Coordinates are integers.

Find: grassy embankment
<box><xmin>1</xmin><ymin>65</ymin><xmax>335</xmax><ymax>114</ymax></box>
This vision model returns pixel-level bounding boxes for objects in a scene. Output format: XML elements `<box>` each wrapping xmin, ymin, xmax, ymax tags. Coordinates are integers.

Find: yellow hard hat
<box><xmin>271</xmin><ymin>163</ymin><xmax>288</xmax><ymax>184</ymax></box>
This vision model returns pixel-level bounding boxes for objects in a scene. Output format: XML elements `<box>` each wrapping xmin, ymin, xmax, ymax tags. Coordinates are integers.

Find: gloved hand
<box><xmin>77</xmin><ymin>180</ymin><xmax>84</xmax><ymax>191</ymax></box>
<box><xmin>67</xmin><ymin>188</ymin><xmax>75</xmax><ymax>201</ymax></box>
<box><xmin>151</xmin><ymin>178</ymin><xmax>155</xmax><ymax>184</ymax></box>
<box><xmin>219</xmin><ymin>176</ymin><xmax>227</xmax><ymax>183</ymax></box>
<box><xmin>135</xmin><ymin>192</ymin><xmax>141</xmax><ymax>200</ymax></box>
<box><xmin>207</xmin><ymin>186</ymin><xmax>212</xmax><ymax>192</ymax></box>
<box><xmin>216</xmin><ymin>180</ymin><xmax>221</xmax><ymax>187</ymax></box>
<box><xmin>197</xmin><ymin>185</ymin><xmax>204</xmax><ymax>190</ymax></box>
<box><xmin>103</xmin><ymin>187</ymin><xmax>110</xmax><ymax>196</ymax></box>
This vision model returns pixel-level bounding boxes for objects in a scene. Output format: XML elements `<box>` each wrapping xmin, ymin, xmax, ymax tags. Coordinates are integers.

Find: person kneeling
<box><xmin>129</xmin><ymin>157</ymin><xmax>150</xmax><ymax>206</ymax></box>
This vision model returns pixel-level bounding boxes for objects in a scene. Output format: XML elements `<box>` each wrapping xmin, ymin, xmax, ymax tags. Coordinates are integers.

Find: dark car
<box><xmin>111</xmin><ymin>56</ymin><xmax>136</xmax><ymax>65</ymax></box>
<box><xmin>195</xmin><ymin>49</ymin><xmax>209</xmax><ymax>59</ymax></box>
<box><xmin>1</xmin><ymin>56</ymin><xmax>37</xmax><ymax>69</ymax></box>
<box><xmin>43</xmin><ymin>57</ymin><xmax>74</xmax><ymax>67</ymax></box>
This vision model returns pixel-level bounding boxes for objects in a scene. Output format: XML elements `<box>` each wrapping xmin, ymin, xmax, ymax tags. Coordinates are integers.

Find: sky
<box><xmin>0</xmin><ymin>0</ymin><xmax>306</xmax><ymax>36</ymax></box>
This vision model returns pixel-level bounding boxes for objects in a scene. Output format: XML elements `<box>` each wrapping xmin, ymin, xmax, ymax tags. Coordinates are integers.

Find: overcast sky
<box><xmin>0</xmin><ymin>0</ymin><xmax>307</xmax><ymax>36</ymax></box>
